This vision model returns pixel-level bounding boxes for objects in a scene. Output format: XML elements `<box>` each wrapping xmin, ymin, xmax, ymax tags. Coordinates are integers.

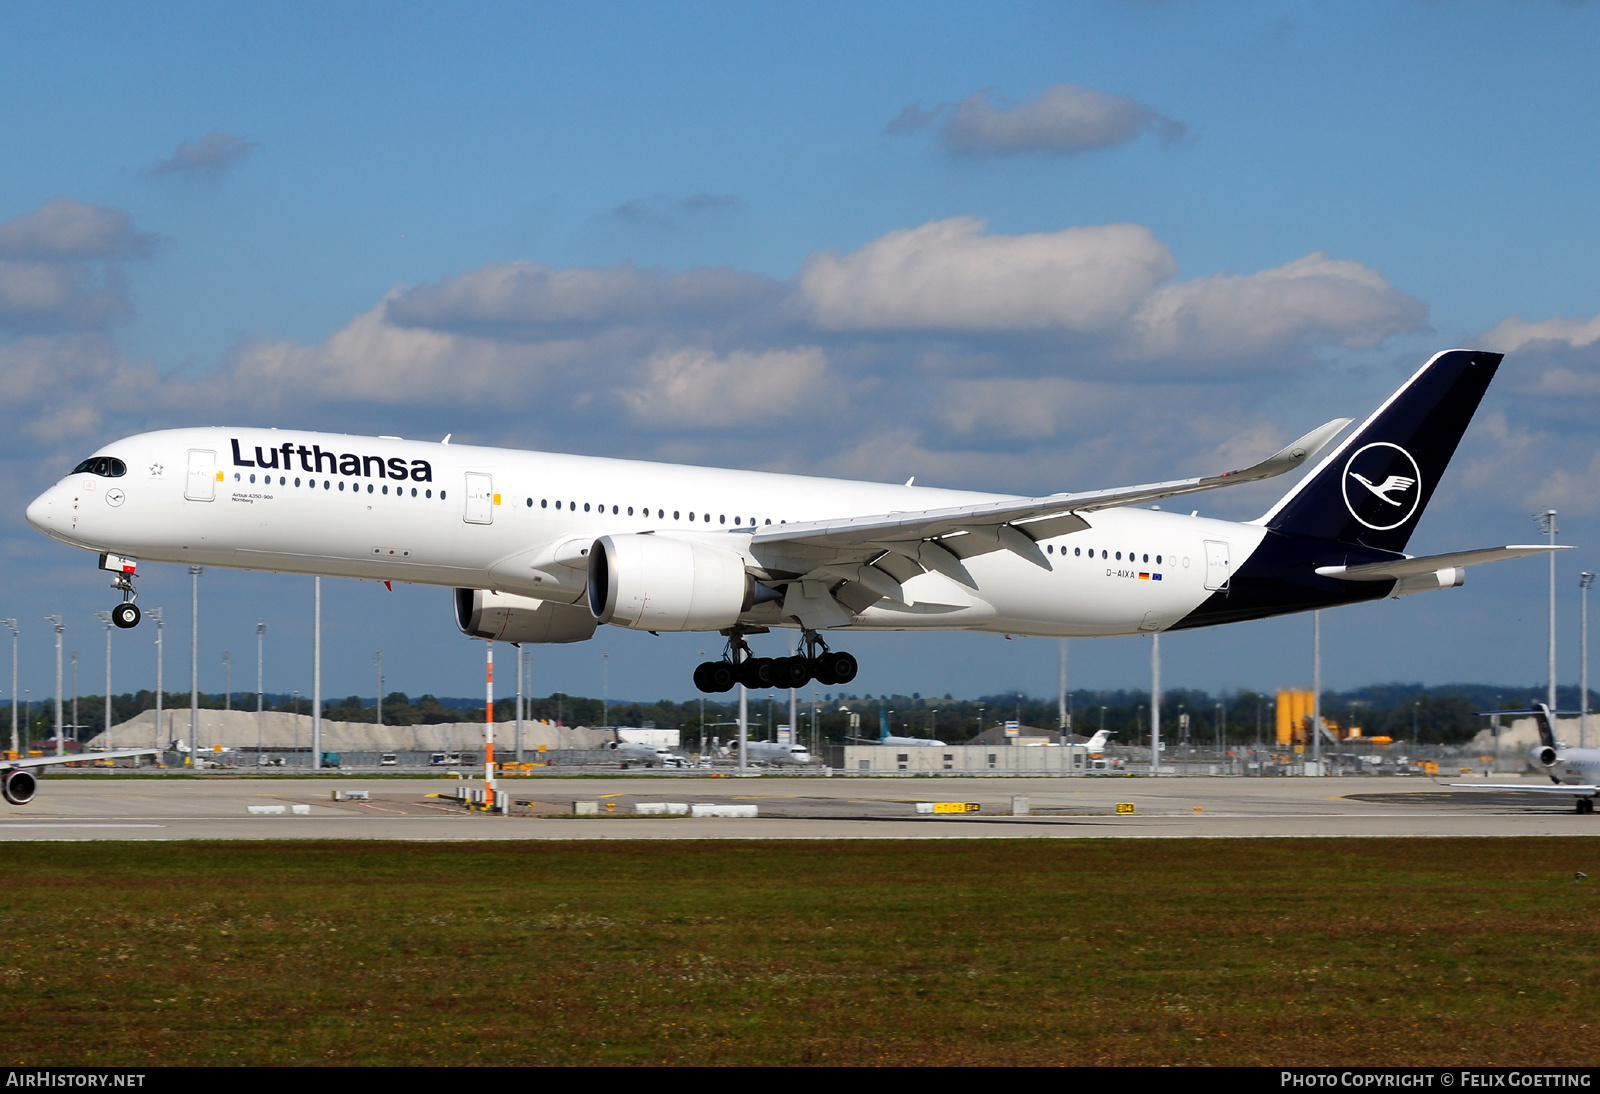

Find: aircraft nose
<box><xmin>25</xmin><ymin>486</ymin><xmax>57</xmax><ymax>533</ymax></box>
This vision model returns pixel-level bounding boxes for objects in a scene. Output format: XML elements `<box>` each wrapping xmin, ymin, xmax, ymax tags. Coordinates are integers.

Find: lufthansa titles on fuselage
<box><xmin>231</xmin><ymin>438</ymin><xmax>432</xmax><ymax>482</ymax></box>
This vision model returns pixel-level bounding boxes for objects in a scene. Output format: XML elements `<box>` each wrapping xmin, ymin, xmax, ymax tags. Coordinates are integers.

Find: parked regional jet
<box><xmin>873</xmin><ymin>706</ymin><xmax>945</xmax><ymax>748</ymax></box>
<box><xmin>1448</xmin><ymin>703</ymin><xmax>1600</xmax><ymax>813</ymax></box>
<box><xmin>743</xmin><ymin>739</ymin><xmax>816</xmax><ymax>766</ymax></box>
<box><xmin>1</xmin><ymin>748</ymin><xmax>157</xmax><ymax>805</ymax></box>
<box><xmin>25</xmin><ymin>348</ymin><xmax>1565</xmax><ymax>721</ymax></box>
<box><xmin>603</xmin><ymin>736</ymin><xmax>685</xmax><ymax>769</ymax></box>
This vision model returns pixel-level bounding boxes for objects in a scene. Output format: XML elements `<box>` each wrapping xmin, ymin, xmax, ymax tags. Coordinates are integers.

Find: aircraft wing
<box><xmin>1446</xmin><ymin>782</ymin><xmax>1597</xmax><ymax>795</ymax></box>
<box><xmin>2</xmin><ymin>747</ymin><xmax>158</xmax><ymax>770</ymax></box>
<box><xmin>1317</xmin><ymin>545</ymin><xmax>1572</xmax><ymax>582</ymax></box>
<box><xmin>749</xmin><ymin>418</ymin><xmax>1350</xmax><ymax>593</ymax></box>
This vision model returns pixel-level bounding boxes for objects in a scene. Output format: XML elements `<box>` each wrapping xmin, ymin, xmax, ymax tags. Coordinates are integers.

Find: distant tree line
<box><xmin>6</xmin><ymin>681</ymin><xmax>1591</xmax><ymax>750</ymax></box>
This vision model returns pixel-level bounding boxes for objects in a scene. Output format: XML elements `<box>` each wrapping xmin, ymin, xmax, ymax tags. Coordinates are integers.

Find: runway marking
<box><xmin>0</xmin><ymin>824</ymin><xmax>166</xmax><ymax>829</ymax></box>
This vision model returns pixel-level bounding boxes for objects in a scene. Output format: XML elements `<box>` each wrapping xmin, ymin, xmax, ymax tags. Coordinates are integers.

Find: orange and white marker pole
<box><xmin>484</xmin><ymin>640</ymin><xmax>496</xmax><ymax>809</ymax></box>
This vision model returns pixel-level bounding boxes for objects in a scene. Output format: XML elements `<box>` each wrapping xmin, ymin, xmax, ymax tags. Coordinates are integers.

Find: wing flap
<box><xmin>4</xmin><ymin>747</ymin><xmax>158</xmax><ymax>770</ymax></box>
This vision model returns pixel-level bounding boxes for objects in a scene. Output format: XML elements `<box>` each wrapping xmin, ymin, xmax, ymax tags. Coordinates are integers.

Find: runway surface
<box><xmin>4</xmin><ymin>771</ymin><xmax>1597</xmax><ymax>839</ymax></box>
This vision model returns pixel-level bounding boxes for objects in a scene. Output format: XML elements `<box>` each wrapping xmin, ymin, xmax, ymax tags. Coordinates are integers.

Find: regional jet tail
<box><xmin>1447</xmin><ymin>703</ymin><xmax>1600</xmax><ymax>814</ymax></box>
<box><xmin>27</xmin><ymin>349</ymin><xmax>1569</xmax><ymax>698</ymax></box>
<box><xmin>874</xmin><ymin>706</ymin><xmax>944</xmax><ymax>748</ymax></box>
<box><xmin>2</xmin><ymin>748</ymin><xmax>158</xmax><ymax>805</ymax></box>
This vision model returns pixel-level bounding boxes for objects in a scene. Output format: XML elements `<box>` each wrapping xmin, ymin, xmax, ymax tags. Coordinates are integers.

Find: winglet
<box><xmin>1216</xmin><ymin>418</ymin><xmax>1351</xmax><ymax>486</ymax></box>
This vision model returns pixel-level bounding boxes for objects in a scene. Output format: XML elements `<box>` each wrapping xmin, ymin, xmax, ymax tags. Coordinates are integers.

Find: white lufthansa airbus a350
<box><xmin>25</xmin><ymin>349</ymin><xmax>1563</xmax><ymax>711</ymax></box>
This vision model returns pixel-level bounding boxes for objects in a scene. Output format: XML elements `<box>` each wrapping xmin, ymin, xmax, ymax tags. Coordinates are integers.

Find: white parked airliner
<box><xmin>25</xmin><ymin>349</ymin><xmax>1562</xmax><ymax>718</ymax></box>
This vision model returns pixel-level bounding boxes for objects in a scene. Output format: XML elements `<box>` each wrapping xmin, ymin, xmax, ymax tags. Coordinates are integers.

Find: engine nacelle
<box><xmin>3</xmin><ymin>768</ymin><xmax>37</xmax><ymax>805</ymax></box>
<box><xmin>588</xmin><ymin>534</ymin><xmax>764</xmax><ymax>631</ymax></box>
<box><xmin>454</xmin><ymin>588</ymin><xmax>597</xmax><ymax>644</ymax></box>
<box><xmin>1530</xmin><ymin>745</ymin><xmax>1559</xmax><ymax>769</ymax></box>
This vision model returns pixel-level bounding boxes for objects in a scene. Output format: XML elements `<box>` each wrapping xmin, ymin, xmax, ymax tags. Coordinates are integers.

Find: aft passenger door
<box><xmin>463</xmin><ymin>472</ymin><xmax>494</xmax><ymax>525</ymax></box>
<box><xmin>185</xmin><ymin>449</ymin><xmax>216</xmax><ymax>502</ymax></box>
<box><xmin>1203</xmin><ymin>539</ymin><xmax>1231</xmax><ymax>591</ymax></box>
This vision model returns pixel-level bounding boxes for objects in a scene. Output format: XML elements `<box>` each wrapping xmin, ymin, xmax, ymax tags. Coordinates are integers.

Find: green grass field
<box><xmin>3</xmin><ymin>838</ymin><xmax>1598</xmax><ymax>1066</ymax></box>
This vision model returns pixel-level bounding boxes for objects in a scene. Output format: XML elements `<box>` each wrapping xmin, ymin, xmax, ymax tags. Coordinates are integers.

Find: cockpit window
<box><xmin>72</xmin><ymin>457</ymin><xmax>126</xmax><ymax>478</ymax></box>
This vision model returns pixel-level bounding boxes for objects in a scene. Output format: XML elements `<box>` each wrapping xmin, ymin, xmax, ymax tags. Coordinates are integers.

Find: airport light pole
<box><xmin>602</xmin><ymin>651</ymin><xmax>609</xmax><ymax>728</ymax></box>
<box><xmin>94</xmin><ymin>611</ymin><xmax>113</xmax><ymax>749</ymax></box>
<box><xmin>311</xmin><ymin>576</ymin><xmax>321</xmax><ymax>771</ymax></box>
<box><xmin>1542</xmin><ymin>510</ymin><xmax>1558</xmax><ymax>714</ymax></box>
<box><xmin>514</xmin><ymin>646</ymin><xmax>523</xmax><ymax>764</ymax></box>
<box><xmin>149</xmin><ymin>607</ymin><xmax>163</xmax><ymax>752</ymax></box>
<box><xmin>70</xmin><ymin>650</ymin><xmax>78</xmax><ymax>750</ymax></box>
<box><xmin>483</xmin><ymin>640</ymin><xmax>496</xmax><ymax>808</ymax></box>
<box><xmin>222</xmin><ymin>651</ymin><xmax>232</xmax><ymax>712</ymax></box>
<box><xmin>189</xmin><ymin>566</ymin><xmax>201</xmax><ymax>757</ymax></box>
<box><xmin>1311</xmin><ymin>610</ymin><xmax>1322</xmax><ymax>776</ymax></box>
<box><xmin>738</xmin><ymin>683</ymin><xmax>748</xmax><ymax>773</ymax></box>
<box><xmin>4</xmin><ymin>620</ymin><xmax>18</xmax><ymax>757</ymax></box>
<box><xmin>1150</xmin><ymin>632</ymin><xmax>1161</xmax><ymax>775</ymax></box>
<box><xmin>374</xmin><ymin>651</ymin><xmax>383</xmax><ymax>728</ymax></box>
<box><xmin>46</xmin><ymin>615</ymin><xmax>64</xmax><ymax>757</ymax></box>
<box><xmin>256</xmin><ymin>623</ymin><xmax>265</xmax><ymax>761</ymax></box>
<box><xmin>1582</xmin><ymin>572</ymin><xmax>1595</xmax><ymax>748</ymax></box>
<box><xmin>1058</xmin><ymin>639</ymin><xmax>1068</xmax><ymax>731</ymax></box>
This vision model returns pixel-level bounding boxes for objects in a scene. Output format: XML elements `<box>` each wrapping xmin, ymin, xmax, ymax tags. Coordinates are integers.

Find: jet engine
<box><xmin>1529</xmin><ymin>745</ymin><xmax>1559</xmax><ymax>769</ymax></box>
<box><xmin>454</xmin><ymin>588</ymin><xmax>598</xmax><ymax>644</ymax></box>
<box><xmin>588</xmin><ymin>534</ymin><xmax>775</xmax><ymax>631</ymax></box>
<box><xmin>3</xmin><ymin>768</ymin><xmax>37</xmax><ymax>805</ymax></box>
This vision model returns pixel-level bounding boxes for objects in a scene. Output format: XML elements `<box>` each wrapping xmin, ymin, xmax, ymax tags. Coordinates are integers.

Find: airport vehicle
<box><xmin>379</xmin><ymin>752</ymin><xmax>398</xmax><ymax>766</ymax></box>
<box><xmin>1</xmin><ymin>748</ymin><xmax>157</xmax><ymax>805</ymax></box>
<box><xmin>1448</xmin><ymin>704</ymin><xmax>1600</xmax><ymax>813</ymax></box>
<box><xmin>429</xmin><ymin>752</ymin><xmax>462</xmax><ymax>766</ymax></box>
<box><xmin>26</xmin><ymin>349</ymin><xmax>1564</xmax><ymax>693</ymax></box>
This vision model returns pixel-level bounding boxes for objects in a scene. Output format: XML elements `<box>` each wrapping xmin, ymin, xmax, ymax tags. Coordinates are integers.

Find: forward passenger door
<box><xmin>463</xmin><ymin>473</ymin><xmax>494</xmax><ymax>525</ymax></box>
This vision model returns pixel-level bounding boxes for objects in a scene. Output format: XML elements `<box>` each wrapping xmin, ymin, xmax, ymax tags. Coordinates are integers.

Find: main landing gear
<box><xmin>692</xmin><ymin>629</ymin><xmax>858</xmax><ymax>694</ymax></box>
<box><xmin>1578</xmin><ymin>798</ymin><xmax>1594</xmax><ymax>815</ymax></box>
<box><xmin>100</xmin><ymin>552</ymin><xmax>140</xmax><ymax>629</ymax></box>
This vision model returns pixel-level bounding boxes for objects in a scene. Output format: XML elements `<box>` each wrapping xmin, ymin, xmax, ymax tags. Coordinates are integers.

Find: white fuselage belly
<box><xmin>31</xmin><ymin>427</ymin><xmax>1265</xmax><ymax>638</ymax></box>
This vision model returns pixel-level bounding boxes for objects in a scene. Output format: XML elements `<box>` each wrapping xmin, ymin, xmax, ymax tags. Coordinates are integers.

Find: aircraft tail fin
<box><xmin>1534</xmin><ymin>702</ymin><xmax>1559</xmax><ymax>750</ymax></box>
<box><xmin>1258</xmin><ymin>350</ymin><xmax>1502</xmax><ymax>553</ymax></box>
<box><xmin>880</xmin><ymin>706</ymin><xmax>890</xmax><ymax>742</ymax></box>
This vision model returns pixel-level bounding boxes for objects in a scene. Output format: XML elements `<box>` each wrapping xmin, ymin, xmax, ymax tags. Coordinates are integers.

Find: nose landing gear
<box><xmin>691</xmin><ymin>629</ymin><xmax>858</xmax><ymax>693</ymax></box>
<box><xmin>99</xmin><ymin>552</ymin><xmax>141</xmax><ymax>629</ymax></box>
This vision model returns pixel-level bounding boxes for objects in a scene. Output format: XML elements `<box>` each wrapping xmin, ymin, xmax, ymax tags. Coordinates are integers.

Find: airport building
<box><xmin>829</xmin><ymin>742</ymin><xmax>1098</xmax><ymax>775</ymax></box>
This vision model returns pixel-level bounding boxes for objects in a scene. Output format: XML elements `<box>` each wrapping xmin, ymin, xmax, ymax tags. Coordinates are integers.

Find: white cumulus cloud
<box><xmin>801</xmin><ymin>217</ymin><xmax>1175</xmax><ymax>333</ymax></box>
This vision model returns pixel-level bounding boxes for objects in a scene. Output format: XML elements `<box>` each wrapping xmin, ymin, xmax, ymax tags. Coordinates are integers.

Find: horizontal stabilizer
<box><xmin>1316</xmin><ymin>544</ymin><xmax>1571</xmax><ymax>582</ymax></box>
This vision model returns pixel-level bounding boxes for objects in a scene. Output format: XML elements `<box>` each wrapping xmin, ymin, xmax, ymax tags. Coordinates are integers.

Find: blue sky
<box><xmin>4</xmin><ymin>1</ymin><xmax>1600</xmax><ymax>709</ymax></box>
